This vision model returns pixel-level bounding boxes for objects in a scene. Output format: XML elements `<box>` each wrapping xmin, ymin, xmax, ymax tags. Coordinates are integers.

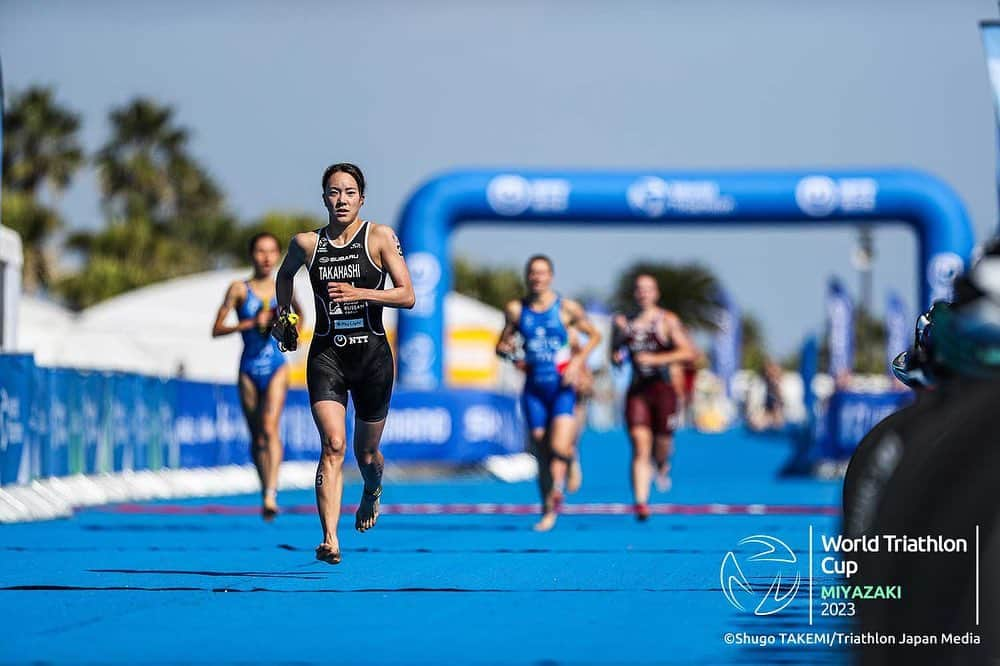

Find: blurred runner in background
<box><xmin>565</xmin><ymin>326</ymin><xmax>603</xmax><ymax>494</ymax></box>
<box><xmin>497</xmin><ymin>255</ymin><xmax>601</xmax><ymax>531</ymax></box>
<box><xmin>611</xmin><ymin>274</ymin><xmax>697</xmax><ymax>521</ymax></box>
<box><xmin>211</xmin><ymin>232</ymin><xmax>300</xmax><ymax>520</ymax></box>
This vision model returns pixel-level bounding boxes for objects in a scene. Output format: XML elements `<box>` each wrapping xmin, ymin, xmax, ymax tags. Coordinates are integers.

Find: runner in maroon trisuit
<box><xmin>611</xmin><ymin>274</ymin><xmax>697</xmax><ymax>521</ymax></box>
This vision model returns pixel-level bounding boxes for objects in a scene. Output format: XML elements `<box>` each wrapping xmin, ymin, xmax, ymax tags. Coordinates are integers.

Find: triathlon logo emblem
<box><xmin>408</xmin><ymin>252</ymin><xmax>442</xmax><ymax>317</ymax></box>
<box><xmin>795</xmin><ymin>176</ymin><xmax>838</xmax><ymax>217</ymax></box>
<box><xmin>487</xmin><ymin>175</ymin><xmax>533</xmax><ymax>216</ymax></box>
<box><xmin>627</xmin><ymin>176</ymin><xmax>670</xmax><ymax>217</ymax></box>
<box><xmin>927</xmin><ymin>252</ymin><xmax>964</xmax><ymax>303</ymax></box>
<box><xmin>720</xmin><ymin>535</ymin><xmax>801</xmax><ymax>615</ymax></box>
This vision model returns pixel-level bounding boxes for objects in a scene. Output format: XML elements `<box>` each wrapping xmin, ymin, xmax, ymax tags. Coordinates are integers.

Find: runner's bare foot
<box><xmin>355</xmin><ymin>486</ymin><xmax>381</xmax><ymax>532</ymax></box>
<box><xmin>567</xmin><ymin>458</ymin><xmax>583</xmax><ymax>494</ymax></box>
<box><xmin>534</xmin><ymin>489</ymin><xmax>563</xmax><ymax>531</ymax></box>
<box><xmin>315</xmin><ymin>541</ymin><xmax>341</xmax><ymax>565</ymax></box>
<box><xmin>262</xmin><ymin>489</ymin><xmax>279</xmax><ymax>521</ymax></box>
<box><xmin>533</xmin><ymin>511</ymin><xmax>558</xmax><ymax>532</ymax></box>
<box><xmin>654</xmin><ymin>468</ymin><xmax>672</xmax><ymax>493</ymax></box>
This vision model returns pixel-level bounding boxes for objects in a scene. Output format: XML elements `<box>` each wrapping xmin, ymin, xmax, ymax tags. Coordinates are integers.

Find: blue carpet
<box><xmin>0</xmin><ymin>428</ymin><xmax>847</xmax><ymax>664</ymax></box>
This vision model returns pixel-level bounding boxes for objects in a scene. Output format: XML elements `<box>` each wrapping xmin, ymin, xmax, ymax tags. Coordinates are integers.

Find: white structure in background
<box><xmin>0</xmin><ymin>224</ymin><xmax>23</xmax><ymax>352</ymax></box>
<box><xmin>730</xmin><ymin>369</ymin><xmax>808</xmax><ymax>425</ymax></box>
<box><xmin>17</xmin><ymin>269</ymin><xmax>307</xmax><ymax>379</ymax></box>
<box><xmin>16</xmin><ymin>268</ymin><xmax>515</xmax><ymax>389</ymax></box>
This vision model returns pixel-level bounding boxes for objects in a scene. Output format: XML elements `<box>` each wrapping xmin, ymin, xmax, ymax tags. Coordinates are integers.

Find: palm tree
<box><xmin>2</xmin><ymin>86</ymin><xmax>83</xmax><ymax>195</ymax></box>
<box><xmin>95</xmin><ymin>98</ymin><xmax>188</xmax><ymax>221</ymax></box>
<box><xmin>95</xmin><ymin>97</ymin><xmax>226</xmax><ymax>231</ymax></box>
<box><xmin>60</xmin><ymin>97</ymin><xmax>234</xmax><ymax>308</ymax></box>
<box><xmin>612</xmin><ymin>261</ymin><xmax>722</xmax><ymax>330</ymax></box>
<box><xmin>2</xmin><ymin>86</ymin><xmax>84</xmax><ymax>292</ymax></box>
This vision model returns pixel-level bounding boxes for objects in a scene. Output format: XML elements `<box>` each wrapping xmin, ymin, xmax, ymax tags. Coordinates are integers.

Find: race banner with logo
<box><xmin>826</xmin><ymin>277</ymin><xmax>854</xmax><ymax>378</ymax></box>
<box><xmin>711</xmin><ymin>289</ymin><xmax>741</xmax><ymax>397</ymax></box>
<box><xmin>885</xmin><ymin>291</ymin><xmax>909</xmax><ymax>374</ymax></box>
<box><xmin>0</xmin><ymin>354</ymin><xmax>33</xmax><ymax>485</ymax></box>
<box><xmin>981</xmin><ymin>22</ymin><xmax>1000</xmax><ymax>209</ymax></box>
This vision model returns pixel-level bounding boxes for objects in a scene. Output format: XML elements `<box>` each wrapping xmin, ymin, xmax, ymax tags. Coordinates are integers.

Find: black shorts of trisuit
<box><xmin>306</xmin><ymin>337</ymin><xmax>394</xmax><ymax>422</ymax></box>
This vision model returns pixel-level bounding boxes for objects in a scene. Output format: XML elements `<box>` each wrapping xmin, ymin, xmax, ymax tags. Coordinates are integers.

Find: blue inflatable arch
<box><xmin>395</xmin><ymin>168</ymin><xmax>974</xmax><ymax>389</ymax></box>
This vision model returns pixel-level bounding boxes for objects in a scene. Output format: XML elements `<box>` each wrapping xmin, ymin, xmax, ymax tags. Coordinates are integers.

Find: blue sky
<box><xmin>3</xmin><ymin>0</ymin><xmax>999</xmax><ymax>354</ymax></box>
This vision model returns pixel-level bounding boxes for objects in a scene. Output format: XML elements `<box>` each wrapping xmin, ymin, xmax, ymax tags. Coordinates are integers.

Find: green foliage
<box><xmin>611</xmin><ymin>261</ymin><xmax>722</xmax><ymax>330</ymax></box>
<box><xmin>58</xmin><ymin>217</ymin><xmax>210</xmax><ymax>308</ymax></box>
<box><xmin>852</xmin><ymin>308</ymin><xmax>888</xmax><ymax>375</ymax></box>
<box><xmin>1</xmin><ymin>189</ymin><xmax>61</xmax><ymax>291</ymax></box>
<box><xmin>452</xmin><ymin>256</ymin><xmax>523</xmax><ymax>311</ymax></box>
<box><xmin>230</xmin><ymin>211</ymin><xmax>325</xmax><ymax>263</ymax></box>
<box><xmin>739</xmin><ymin>312</ymin><xmax>768</xmax><ymax>373</ymax></box>
<box><xmin>818</xmin><ymin>307</ymin><xmax>888</xmax><ymax>375</ymax></box>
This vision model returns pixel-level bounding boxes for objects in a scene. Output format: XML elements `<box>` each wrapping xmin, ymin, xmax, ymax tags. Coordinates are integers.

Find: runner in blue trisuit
<box><xmin>212</xmin><ymin>232</ymin><xmax>301</xmax><ymax>520</ymax></box>
<box><xmin>497</xmin><ymin>255</ymin><xmax>602</xmax><ymax>531</ymax></box>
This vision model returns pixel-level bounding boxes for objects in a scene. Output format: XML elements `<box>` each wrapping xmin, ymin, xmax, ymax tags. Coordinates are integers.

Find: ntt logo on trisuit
<box><xmin>333</xmin><ymin>334</ymin><xmax>369</xmax><ymax>347</ymax></box>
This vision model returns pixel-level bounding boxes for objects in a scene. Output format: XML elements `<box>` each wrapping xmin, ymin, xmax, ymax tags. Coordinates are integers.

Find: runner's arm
<box><xmin>562</xmin><ymin>299</ymin><xmax>601</xmax><ymax>385</ymax></box>
<box><xmin>211</xmin><ymin>282</ymin><xmax>253</xmax><ymax>337</ymax></box>
<box><xmin>610</xmin><ymin>314</ymin><xmax>628</xmax><ymax>365</ymax></box>
<box><xmin>565</xmin><ymin>299</ymin><xmax>602</xmax><ymax>359</ymax></box>
<box><xmin>328</xmin><ymin>224</ymin><xmax>415</xmax><ymax>308</ymax></box>
<box><xmin>276</xmin><ymin>233</ymin><xmax>310</xmax><ymax>311</ymax></box>
<box><xmin>290</xmin><ymin>294</ymin><xmax>305</xmax><ymax>332</ymax></box>
<box><xmin>496</xmin><ymin>300</ymin><xmax>522</xmax><ymax>358</ymax></box>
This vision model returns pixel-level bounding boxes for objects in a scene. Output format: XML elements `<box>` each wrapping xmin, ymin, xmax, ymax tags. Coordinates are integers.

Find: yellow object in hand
<box><xmin>259</xmin><ymin>299</ymin><xmax>272</xmax><ymax>336</ymax></box>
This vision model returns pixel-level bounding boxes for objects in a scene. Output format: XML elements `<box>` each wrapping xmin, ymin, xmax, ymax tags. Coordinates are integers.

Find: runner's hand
<box><xmin>328</xmin><ymin>282</ymin><xmax>364</xmax><ymax>303</ymax></box>
<box><xmin>562</xmin><ymin>357</ymin><xmax>583</xmax><ymax>387</ymax></box>
<box><xmin>271</xmin><ymin>309</ymin><xmax>300</xmax><ymax>352</ymax></box>
<box><xmin>496</xmin><ymin>338</ymin><xmax>516</xmax><ymax>357</ymax></box>
<box><xmin>633</xmin><ymin>351</ymin><xmax>657</xmax><ymax>367</ymax></box>
<box><xmin>254</xmin><ymin>308</ymin><xmax>273</xmax><ymax>333</ymax></box>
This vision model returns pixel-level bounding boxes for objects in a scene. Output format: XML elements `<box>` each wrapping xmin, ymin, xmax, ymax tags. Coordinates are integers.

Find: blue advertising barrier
<box><xmin>174</xmin><ymin>379</ymin><xmax>225</xmax><ymax>469</ymax></box>
<box><xmin>816</xmin><ymin>390</ymin><xmax>914</xmax><ymax>461</ymax></box>
<box><xmin>380</xmin><ymin>389</ymin><xmax>524</xmax><ymax>463</ymax></box>
<box><xmin>43</xmin><ymin>368</ymin><xmax>72</xmax><ymax>477</ymax></box>
<box><xmin>0</xmin><ymin>354</ymin><xmax>525</xmax><ymax>487</ymax></box>
<box><xmin>79</xmin><ymin>370</ymin><xmax>109</xmax><ymax>475</ymax></box>
<box><xmin>282</xmin><ymin>389</ymin><xmax>320</xmax><ymax>461</ymax></box>
<box><xmin>0</xmin><ymin>354</ymin><xmax>33</xmax><ymax>485</ymax></box>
